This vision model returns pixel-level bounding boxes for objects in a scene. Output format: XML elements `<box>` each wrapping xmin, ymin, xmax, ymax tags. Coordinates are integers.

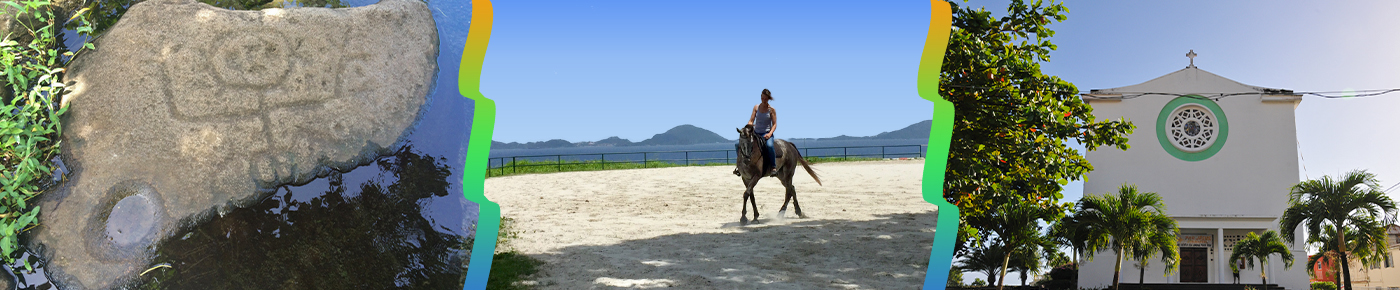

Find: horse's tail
<box><xmin>789</xmin><ymin>143</ymin><xmax>822</xmax><ymax>186</ymax></box>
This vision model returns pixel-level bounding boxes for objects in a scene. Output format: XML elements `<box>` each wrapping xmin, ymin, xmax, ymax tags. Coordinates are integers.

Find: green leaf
<box><xmin>1</xmin><ymin>235</ymin><xmax>13</xmax><ymax>257</ymax></box>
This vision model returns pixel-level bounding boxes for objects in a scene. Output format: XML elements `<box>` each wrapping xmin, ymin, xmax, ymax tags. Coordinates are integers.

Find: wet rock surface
<box><xmin>30</xmin><ymin>0</ymin><xmax>438</xmax><ymax>288</ymax></box>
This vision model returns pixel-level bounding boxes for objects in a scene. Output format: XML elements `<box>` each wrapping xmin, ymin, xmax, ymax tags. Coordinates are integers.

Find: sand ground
<box><xmin>485</xmin><ymin>160</ymin><xmax>939</xmax><ymax>289</ymax></box>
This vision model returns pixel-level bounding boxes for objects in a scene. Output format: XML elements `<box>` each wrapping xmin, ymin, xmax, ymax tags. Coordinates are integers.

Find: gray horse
<box><xmin>735</xmin><ymin>125</ymin><xmax>822</xmax><ymax>225</ymax></box>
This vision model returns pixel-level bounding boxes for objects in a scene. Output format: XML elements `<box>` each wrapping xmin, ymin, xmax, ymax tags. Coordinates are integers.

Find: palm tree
<box><xmin>1127</xmin><ymin>225</ymin><xmax>1179</xmax><ymax>286</ymax></box>
<box><xmin>1050</xmin><ymin>213</ymin><xmax>1090</xmax><ymax>265</ymax></box>
<box><xmin>1279</xmin><ymin>170</ymin><xmax>1398</xmax><ymax>290</ymax></box>
<box><xmin>958</xmin><ymin>243</ymin><xmax>1007</xmax><ymax>286</ymax></box>
<box><xmin>1305</xmin><ymin>217</ymin><xmax>1389</xmax><ymax>289</ymax></box>
<box><xmin>1049</xmin><ymin>212</ymin><xmax>1091</xmax><ymax>288</ymax></box>
<box><xmin>1075</xmin><ymin>184</ymin><xmax>1180</xmax><ymax>290</ymax></box>
<box><xmin>1009</xmin><ymin>250</ymin><xmax>1041</xmax><ymax>287</ymax></box>
<box><xmin>948</xmin><ymin>266</ymin><xmax>965</xmax><ymax>287</ymax></box>
<box><xmin>987</xmin><ymin>200</ymin><xmax>1056</xmax><ymax>290</ymax></box>
<box><xmin>1228</xmin><ymin>230</ymin><xmax>1295</xmax><ymax>290</ymax></box>
<box><xmin>1046</xmin><ymin>249</ymin><xmax>1072</xmax><ymax>269</ymax></box>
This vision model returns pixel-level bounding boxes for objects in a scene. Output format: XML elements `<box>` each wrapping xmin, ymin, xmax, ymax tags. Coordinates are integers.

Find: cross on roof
<box><xmin>1187</xmin><ymin>50</ymin><xmax>1198</xmax><ymax>68</ymax></box>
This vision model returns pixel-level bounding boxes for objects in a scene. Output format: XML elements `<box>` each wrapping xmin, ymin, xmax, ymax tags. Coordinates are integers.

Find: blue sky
<box><xmin>476</xmin><ymin>0</ymin><xmax>1400</xmax><ymax>285</ymax></box>
<box><xmin>481</xmin><ymin>1</ymin><xmax>934</xmax><ymax>142</ymax></box>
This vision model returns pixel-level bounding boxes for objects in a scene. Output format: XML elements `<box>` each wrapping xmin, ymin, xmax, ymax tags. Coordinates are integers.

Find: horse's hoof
<box><xmin>798</xmin><ymin>213</ymin><xmax>807</xmax><ymax>219</ymax></box>
<box><xmin>740</xmin><ymin>217</ymin><xmax>749</xmax><ymax>225</ymax></box>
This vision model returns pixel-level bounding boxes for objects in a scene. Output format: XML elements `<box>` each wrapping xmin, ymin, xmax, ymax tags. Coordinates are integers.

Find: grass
<box><xmin>487</xmin><ymin>216</ymin><xmax>545</xmax><ymax>290</ymax></box>
<box><xmin>485</xmin><ymin>156</ymin><xmax>913</xmax><ymax>178</ymax></box>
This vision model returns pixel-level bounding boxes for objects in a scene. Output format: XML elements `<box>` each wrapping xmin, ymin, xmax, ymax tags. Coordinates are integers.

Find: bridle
<box><xmin>736</xmin><ymin>126</ymin><xmax>763</xmax><ymax>170</ymax></box>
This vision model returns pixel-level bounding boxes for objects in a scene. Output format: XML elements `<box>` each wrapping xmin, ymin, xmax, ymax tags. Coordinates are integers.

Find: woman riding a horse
<box><xmin>740</xmin><ymin>89</ymin><xmax>778</xmax><ymax>177</ymax></box>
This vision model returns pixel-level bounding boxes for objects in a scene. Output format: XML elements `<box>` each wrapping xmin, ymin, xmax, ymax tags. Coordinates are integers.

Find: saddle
<box><xmin>732</xmin><ymin>144</ymin><xmax>778</xmax><ymax>177</ymax></box>
<box><xmin>734</xmin><ymin>125</ymin><xmax>778</xmax><ymax>177</ymax></box>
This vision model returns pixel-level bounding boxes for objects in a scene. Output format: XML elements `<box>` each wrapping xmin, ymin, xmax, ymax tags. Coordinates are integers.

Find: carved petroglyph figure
<box><xmin>30</xmin><ymin>0</ymin><xmax>439</xmax><ymax>288</ymax></box>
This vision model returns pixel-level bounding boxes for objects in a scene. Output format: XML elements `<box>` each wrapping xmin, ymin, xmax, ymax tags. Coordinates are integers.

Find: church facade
<box><xmin>1076</xmin><ymin>58</ymin><xmax>1309</xmax><ymax>290</ymax></box>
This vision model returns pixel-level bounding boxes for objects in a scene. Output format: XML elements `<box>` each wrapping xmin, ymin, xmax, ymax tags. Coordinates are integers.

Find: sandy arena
<box><xmin>485</xmin><ymin>159</ymin><xmax>939</xmax><ymax>289</ymax></box>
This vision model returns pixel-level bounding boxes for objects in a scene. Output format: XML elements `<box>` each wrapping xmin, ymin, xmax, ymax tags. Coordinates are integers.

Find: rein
<box><xmin>738</xmin><ymin>128</ymin><xmax>764</xmax><ymax>170</ymax></box>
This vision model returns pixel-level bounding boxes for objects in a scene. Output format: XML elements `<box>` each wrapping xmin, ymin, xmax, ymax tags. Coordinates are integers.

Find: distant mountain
<box><xmin>492</xmin><ymin>139</ymin><xmax>576</xmax><ymax>150</ymax></box>
<box><xmin>593</xmin><ymin>136</ymin><xmax>634</xmax><ymax>146</ymax></box>
<box><xmin>635</xmin><ymin>125</ymin><xmax>731</xmax><ymax>146</ymax></box>
<box><xmin>871</xmin><ymin>120</ymin><xmax>932</xmax><ymax>139</ymax></box>
<box><xmin>790</xmin><ymin>120</ymin><xmax>932</xmax><ymax>141</ymax></box>
<box><xmin>492</xmin><ymin>120</ymin><xmax>931</xmax><ymax>149</ymax></box>
<box><xmin>493</xmin><ymin>125</ymin><xmax>731</xmax><ymax>149</ymax></box>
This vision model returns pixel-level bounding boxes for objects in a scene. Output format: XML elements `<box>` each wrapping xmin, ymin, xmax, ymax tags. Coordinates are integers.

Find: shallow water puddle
<box><xmin>133</xmin><ymin>145</ymin><xmax>471</xmax><ymax>289</ymax></box>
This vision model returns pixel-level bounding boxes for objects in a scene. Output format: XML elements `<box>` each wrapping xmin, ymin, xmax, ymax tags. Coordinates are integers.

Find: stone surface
<box><xmin>29</xmin><ymin>0</ymin><xmax>438</xmax><ymax>288</ymax></box>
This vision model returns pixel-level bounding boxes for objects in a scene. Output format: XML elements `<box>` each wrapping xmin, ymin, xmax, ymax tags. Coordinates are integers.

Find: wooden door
<box><xmin>1179</xmin><ymin>247</ymin><xmax>1209</xmax><ymax>282</ymax></box>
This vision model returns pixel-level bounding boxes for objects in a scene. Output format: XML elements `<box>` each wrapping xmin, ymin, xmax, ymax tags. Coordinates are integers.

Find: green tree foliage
<box><xmin>1045</xmin><ymin>250</ymin><xmax>1071</xmax><ymax>269</ymax></box>
<box><xmin>0</xmin><ymin>0</ymin><xmax>94</xmax><ymax>266</ymax></box>
<box><xmin>959</xmin><ymin>243</ymin><xmax>1008</xmax><ymax>287</ymax></box>
<box><xmin>1049</xmin><ymin>212</ymin><xmax>1090</xmax><ymax>265</ymax></box>
<box><xmin>947</xmin><ymin>266</ymin><xmax>964</xmax><ymax>287</ymax></box>
<box><xmin>1127</xmin><ymin>218</ymin><xmax>1180</xmax><ymax>286</ymax></box>
<box><xmin>1280</xmin><ymin>170</ymin><xmax>1398</xmax><ymax>290</ymax></box>
<box><xmin>1312</xmin><ymin>281</ymin><xmax>1338</xmax><ymax>290</ymax></box>
<box><xmin>1074</xmin><ymin>185</ymin><xmax>1179</xmax><ymax>290</ymax></box>
<box><xmin>1228</xmin><ymin>230</ymin><xmax>1295</xmax><ymax>290</ymax></box>
<box><xmin>1038</xmin><ymin>263</ymin><xmax>1077</xmax><ymax>290</ymax></box>
<box><xmin>940</xmin><ymin>0</ymin><xmax>1134</xmax><ymax>255</ymax></box>
<box><xmin>986</xmin><ymin>199</ymin><xmax>1058</xmax><ymax>290</ymax></box>
<box><xmin>1305</xmin><ymin>218</ymin><xmax>1387</xmax><ymax>288</ymax></box>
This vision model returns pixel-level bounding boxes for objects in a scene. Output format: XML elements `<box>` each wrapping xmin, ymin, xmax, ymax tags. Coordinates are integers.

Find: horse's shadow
<box><xmin>718</xmin><ymin>211</ymin><xmax>798</xmax><ymax>228</ymax></box>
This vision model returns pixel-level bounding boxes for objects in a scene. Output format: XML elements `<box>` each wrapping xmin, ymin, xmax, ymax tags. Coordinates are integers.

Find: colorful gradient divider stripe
<box><xmin>459</xmin><ymin>0</ymin><xmax>498</xmax><ymax>289</ymax></box>
<box><xmin>456</xmin><ymin>1</ymin><xmax>955</xmax><ymax>289</ymax></box>
<box><xmin>919</xmin><ymin>1</ymin><xmax>957</xmax><ymax>289</ymax></box>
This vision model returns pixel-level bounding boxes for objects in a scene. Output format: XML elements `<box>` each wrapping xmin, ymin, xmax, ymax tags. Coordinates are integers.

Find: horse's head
<box><xmin>735</xmin><ymin>125</ymin><xmax>761</xmax><ymax>166</ymax></box>
<box><xmin>737</xmin><ymin>125</ymin><xmax>755</xmax><ymax>139</ymax></box>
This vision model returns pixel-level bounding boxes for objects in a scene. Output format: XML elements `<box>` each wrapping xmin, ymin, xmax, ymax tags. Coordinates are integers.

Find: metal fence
<box><xmin>486</xmin><ymin>144</ymin><xmax>927</xmax><ymax>177</ymax></box>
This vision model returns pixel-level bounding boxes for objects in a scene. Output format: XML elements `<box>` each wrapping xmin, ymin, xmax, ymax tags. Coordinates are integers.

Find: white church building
<box><xmin>1076</xmin><ymin>53</ymin><xmax>1310</xmax><ymax>290</ymax></box>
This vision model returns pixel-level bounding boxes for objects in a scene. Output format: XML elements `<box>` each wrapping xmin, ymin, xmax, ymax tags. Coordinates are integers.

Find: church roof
<box><xmin>1083</xmin><ymin>66</ymin><xmax>1299</xmax><ymax>100</ymax></box>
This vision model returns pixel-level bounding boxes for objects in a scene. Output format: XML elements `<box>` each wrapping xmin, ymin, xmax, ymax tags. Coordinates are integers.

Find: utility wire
<box><xmin>941</xmin><ymin>84</ymin><xmax>1400</xmax><ymax>100</ymax></box>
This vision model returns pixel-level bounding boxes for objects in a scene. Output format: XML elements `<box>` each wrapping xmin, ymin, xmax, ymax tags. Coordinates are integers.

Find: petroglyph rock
<box><xmin>28</xmin><ymin>0</ymin><xmax>438</xmax><ymax>288</ymax></box>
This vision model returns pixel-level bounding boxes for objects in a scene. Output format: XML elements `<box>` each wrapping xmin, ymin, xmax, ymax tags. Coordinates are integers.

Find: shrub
<box><xmin>0</xmin><ymin>0</ymin><xmax>94</xmax><ymax>266</ymax></box>
<box><xmin>1312</xmin><ymin>281</ymin><xmax>1337</xmax><ymax>290</ymax></box>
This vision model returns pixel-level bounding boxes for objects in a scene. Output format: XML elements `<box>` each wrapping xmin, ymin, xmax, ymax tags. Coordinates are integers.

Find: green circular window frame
<box><xmin>1156</xmin><ymin>96</ymin><xmax>1229</xmax><ymax>161</ymax></box>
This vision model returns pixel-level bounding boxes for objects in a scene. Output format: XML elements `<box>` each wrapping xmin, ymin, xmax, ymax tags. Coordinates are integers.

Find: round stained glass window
<box><xmin>1165</xmin><ymin>104</ymin><xmax>1218</xmax><ymax>153</ymax></box>
<box><xmin>1155</xmin><ymin>96</ymin><xmax>1229</xmax><ymax>161</ymax></box>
